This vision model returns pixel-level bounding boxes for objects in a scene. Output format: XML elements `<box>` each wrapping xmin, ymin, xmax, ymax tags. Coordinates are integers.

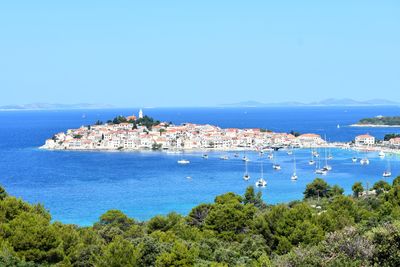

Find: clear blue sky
<box><xmin>0</xmin><ymin>1</ymin><xmax>399</xmax><ymax>107</ymax></box>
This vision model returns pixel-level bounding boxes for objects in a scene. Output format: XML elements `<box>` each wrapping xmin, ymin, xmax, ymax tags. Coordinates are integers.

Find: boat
<box><xmin>379</xmin><ymin>151</ymin><xmax>385</xmax><ymax>158</ymax></box>
<box><xmin>352</xmin><ymin>157</ymin><xmax>358</xmax><ymax>163</ymax></box>
<box><xmin>291</xmin><ymin>154</ymin><xmax>298</xmax><ymax>180</ymax></box>
<box><xmin>315</xmin><ymin>168</ymin><xmax>327</xmax><ymax>175</ymax></box>
<box><xmin>267</xmin><ymin>153</ymin><xmax>274</xmax><ymax>160</ymax></box>
<box><xmin>337</xmin><ymin>124</ymin><xmax>340</xmax><ymax>129</ymax></box>
<box><xmin>272</xmin><ymin>151</ymin><xmax>281</xmax><ymax>170</ymax></box>
<box><xmin>383</xmin><ymin>159</ymin><xmax>392</xmax><ymax>177</ymax></box>
<box><xmin>255</xmin><ymin>160</ymin><xmax>267</xmax><ymax>187</ymax></box>
<box><xmin>309</xmin><ymin>149</ymin><xmax>315</xmax><ymax>165</ymax></box>
<box><xmin>202</xmin><ymin>154</ymin><xmax>208</xmax><ymax>159</ymax></box>
<box><xmin>360</xmin><ymin>158</ymin><xmax>370</xmax><ymax>165</ymax></box>
<box><xmin>220</xmin><ymin>155</ymin><xmax>229</xmax><ymax>160</ymax></box>
<box><xmin>272</xmin><ymin>164</ymin><xmax>281</xmax><ymax>170</ymax></box>
<box><xmin>323</xmin><ymin>144</ymin><xmax>332</xmax><ymax>171</ymax></box>
<box><xmin>256</xmin><ymin>178</ymin><xmax>267</xmax><ymax>187</ymax></box>
<box><xmin>234</xmin><ymin>153</ymin><xmax>239</xmax><ymax>158</ymax></box>
<box><xmin>315</xmin><ymin>157</ymin><xmax>327</xmax><ymax>175</ymax></box>
<box><xmin>287</xmin><ymin>150</ymin><xmax>293</xmax><ymax>155</ymax></box>
<box><xmin>312</xmin><ymin>150</ymin><xmax>319</xmax><ymax>158</ymax></box>
<box><xmin>177</xmin><ymin>159</ymin><xmax>190</xmax><ymax>164</ymax></box>
<box><xmin>242</xmin><ymin>156</ymin><xmax>250</xmax><ymax>162</ymax></box>
<box><xmin>243</xmin><ymin>157</ymin><xmax>250</xmax><ymax>181</ymax></box>
<box><xmin>383</xmin><ymin>171</ymin><xmax>392</xmax><ymax>177</ymax></box>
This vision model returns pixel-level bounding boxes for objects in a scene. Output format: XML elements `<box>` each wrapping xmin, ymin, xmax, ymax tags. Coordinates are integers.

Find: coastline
<box><xmin>350</xmin><ymin>124</ymin><xmax>400</xmax><ymax>128</ymax></box>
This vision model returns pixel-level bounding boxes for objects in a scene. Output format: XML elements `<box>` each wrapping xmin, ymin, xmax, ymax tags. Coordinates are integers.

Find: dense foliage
<box><xmin>2</xmin><ymin>177</ymin><xmax>400</xmax><ymax>266</ymax></box>
<box><xmin>358</xmin><ymin>116</ymin><xmax>400</xmax><ymax>126</ymax></box>
<box><xmin>105</xmin><ymin>115</ymin><xmax>161</xmax><ymax>130</ymax></box>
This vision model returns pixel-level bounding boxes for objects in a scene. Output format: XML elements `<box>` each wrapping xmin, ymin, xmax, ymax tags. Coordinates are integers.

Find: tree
<box><xmin>0</xmin><ymin>185</ymin><xmax>7</xmax><ymax>200</ymax></box>
<box><xmin>187</xmin><ymin>204</ymin><xmax>211</xmax><ymax>227</ymax></box>
<box><xmin>97</xmin><ymin>236</ymin><xmax>140</xmax><ymax>267</ymax></box>
<box><xmin>244</xmin><ymin>186</ymin><xmax>265</xmax><ymax>209</ymax></box>
<box><xmin>303</xmin><ymin>178</ymin><xmax>330</xmax><ymax>199</ymax></box>
<box><xmin>393</xmin><ymin>176</ymin><xmax>400</xmax><ymax>187</ymax></box>
<box><xmin>329</xmin><ymin>185</ymin><xmax>344</xmax><ymax>197</ymax></box>
<box><xmin>373</xmin><ymin>180</ymin><xmax>391</xmax><ymax>195</ymax></box>
<box><xmin>352</xmin><ymin>182</ymin><xmax>364</xmax><ymax>198</ymax></box>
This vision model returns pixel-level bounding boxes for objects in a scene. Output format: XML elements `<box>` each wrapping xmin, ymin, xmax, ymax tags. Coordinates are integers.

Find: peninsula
<box><xmin>351</xmin><ymin>116</ymin><xmax>400</xmax><ymax>127</ymax></box>
<box><xmin>41</xmin><ymin>110</ymin><xmax>327</xmax><ymax>151</ymax></box>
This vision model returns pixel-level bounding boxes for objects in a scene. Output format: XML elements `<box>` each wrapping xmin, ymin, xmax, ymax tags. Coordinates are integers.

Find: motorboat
<box><xmin>177</xmin><ymin>159</ymin><xmax>190</xmax><ymax>164</ymax></box>
<box><xmin>360</xmin><ymin>158</ymin><xmax>370</xmax><ymax>165</ymax></box>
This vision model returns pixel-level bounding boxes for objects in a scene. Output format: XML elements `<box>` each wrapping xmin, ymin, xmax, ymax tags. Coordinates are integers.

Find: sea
<box><xmin>0</xmin><ymin>106</ymin><xmax>400</xmax><ymax>226</ymax></box>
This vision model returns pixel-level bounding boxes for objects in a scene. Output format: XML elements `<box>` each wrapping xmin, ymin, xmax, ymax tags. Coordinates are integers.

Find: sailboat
<box><xmin>383</xmin><ymin>159</ymin><xmax>392</xmax><ymax>177</ymax></box>
<box><xmin>315</xmin><ymin>157</ymin><xmax>327</xmax><ymax>175</ymax></box>
<box><xmin>272</xmin><ymin>151</ymin><xmax>281</xmax><ymax>170</ymax></box>
<box><xmin>323</xmin><ymin>142</ymin><xmax>332</xmax><ymax>171</ymax></box>
<box><xmin>242</xmin><ymin>152</ymin><xmax>250</xmax><ymax>162</ymax></box>
<box><xmin>256</xmin><ymin>160</ymin><xmax>267</xmax><ymax>187</ymax></box>
<box><xmin>243</xmin><ymin>157</ymin><xmax>250</xmax><ymax>181</ymax></box>
<box><xmin>291</xmin><ymin>154</ymin><xmax>298</xmax><ymax>181</ymax></box>
<box><xmin>309</xmin><ymin>149</ymin><xmax>316</xmax><ymax>165</ymax></box>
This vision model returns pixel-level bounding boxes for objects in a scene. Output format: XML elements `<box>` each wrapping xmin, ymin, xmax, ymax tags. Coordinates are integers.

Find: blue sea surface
<box><xmin>0</xmin><ymin>106</ymin><xmax>399</xmax><ymax>225</ymax></box>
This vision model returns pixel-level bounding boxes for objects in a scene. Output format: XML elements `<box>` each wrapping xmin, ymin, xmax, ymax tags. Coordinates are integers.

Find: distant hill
<box><xmin>223</xmin><ymin>98</ymin><xmax>400</xmax><ymax>107</ymax></box>
<box><xmin>0</xmin><ymin>103</ymin><xmax>114</xmax><ymax>110</ymax></box>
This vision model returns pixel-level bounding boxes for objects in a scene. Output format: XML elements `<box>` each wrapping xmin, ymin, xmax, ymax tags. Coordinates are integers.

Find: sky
<box><xmin>0</xmin><ymin>1</ymin><xmax>399</xmax><ymax>107</ymax></box>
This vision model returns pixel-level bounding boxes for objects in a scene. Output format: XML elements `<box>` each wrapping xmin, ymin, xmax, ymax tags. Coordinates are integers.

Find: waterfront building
<box><xmin>355</xmin><ymin>134</ymin><xmax>375</xmax><ymax>146</ymax></box>
<box><xmin>389</xmin><ymin>137</ymin><xmax>400</xmax><ymax>147</ymax></box>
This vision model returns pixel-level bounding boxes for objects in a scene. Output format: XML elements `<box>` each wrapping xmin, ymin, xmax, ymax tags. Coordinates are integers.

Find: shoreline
<box><xmin>350</xmin><ymin>124</ymin><xmax>400</xmax><ymax>128</ymax></box>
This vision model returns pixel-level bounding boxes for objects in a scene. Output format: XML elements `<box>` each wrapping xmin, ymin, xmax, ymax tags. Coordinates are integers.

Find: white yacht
<box><xmin>323</xmin><ymin>146</ymin><xmax>332</xmax><ymax>171</ymax></box>
<box><xmin>352</xmin><ymin>157</ymin><xmax>358</xmax><ymax>163</ymax></box>
<box><xmin>243</xmin><ymin>158</ymin><xmax>250</xmax><ymax>181</ymax></box>
<box><xmin>256</xmin><ymin>178</ymin><xmax>267</xmax><ymax>187</ymax></box>
<box><xmin>309</xmin><ymin>149</ymin><xmax>315</xmax><ymax>165</ymax></box>
<box><xmin>177</xmin><ymin>159</ymin><xmax>190</xmax><ymax>164</ymax></box>
<box><xmin>379</xmin><ymin>151</ymin><xmax>385</xmax><ymax>158</ymax></box>
<box><xmin>273</xmin><ymin>164</ymin><xmax>281</xmax><ymax>170</ymax></box>
<box><xmin>383</xmin><ymin>160</ymin><xmax>391</xmax><ymax>177</ymax></box>
<box><xmin>291</xmin><ymin>154</ymin><xmax>298</xmax><ymax>181</ymax></box>
<box><xmin>255</xmin><ymin>160</ymin><xmax>267</xmax><ymax>187</ymax></box>
<box><xmin>220</xmin><ymin>155</ymin><xmax>229</xmax><ymax>160</ymax></box>
<box><xmin>202</xmin><ymin>154</ymin><xmax>208</xmax><ymax>159</ymax></box>
<box><xmin>360</xmin><ymin>158</ymin><xmax>370</xmax><ymax>165</ymax></box>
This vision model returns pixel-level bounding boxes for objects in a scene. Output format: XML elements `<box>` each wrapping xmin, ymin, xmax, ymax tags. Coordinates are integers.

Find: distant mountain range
<box><xmin>0</xmin><ymin>103</ymin><xmax>114</xmax><ymax>110</ymax></box>
<box><xmin>223</xmin><ymin>98</ymin><xmax>400</xmax><ymax>107</ymax></box>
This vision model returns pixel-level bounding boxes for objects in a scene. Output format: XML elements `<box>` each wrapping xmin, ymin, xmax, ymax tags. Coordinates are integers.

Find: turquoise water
<box><xmin>0</xmin><ymin>107</ymin><xmax>399</xmax><ymax>225</ymax></box>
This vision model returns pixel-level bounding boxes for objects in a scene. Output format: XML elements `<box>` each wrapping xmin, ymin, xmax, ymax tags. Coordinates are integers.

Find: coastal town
<box><xmin>41</xmin><ymin>110</ymin><xmax>330</xmax><ymax>151</ymax></box>
<box><xmin>41</xmin><ymin>110</ymin><xmax>400</xmax><ymax>153</ymax></box>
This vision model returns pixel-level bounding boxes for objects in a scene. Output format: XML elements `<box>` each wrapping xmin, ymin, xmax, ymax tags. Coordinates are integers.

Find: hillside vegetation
<box><xmin>1</xmin><ymin>177</ymin><xmax>400</xmax><ymax>266</ymax></box>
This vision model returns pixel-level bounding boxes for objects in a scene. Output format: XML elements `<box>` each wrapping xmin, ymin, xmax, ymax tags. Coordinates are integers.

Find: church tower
<box><xmin>139</xmin><ymin>109</ymin><xmax>143</xmax><ymax>119</ymax></box>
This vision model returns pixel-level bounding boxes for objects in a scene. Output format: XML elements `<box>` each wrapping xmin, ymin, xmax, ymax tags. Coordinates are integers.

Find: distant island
<box><xmin>223</xmin><ymin>98</ymin><xmax>400</xmax><ymax>107</ymax></box>
<box><xmin>0</xmin><ymin>103</ymin><xmax>114</xmax><ymax>110</ymax></box>
<box><xmin>352</xmin><ymin>116</ymin><xmax>400</xmax><ymax>127</ymax></box>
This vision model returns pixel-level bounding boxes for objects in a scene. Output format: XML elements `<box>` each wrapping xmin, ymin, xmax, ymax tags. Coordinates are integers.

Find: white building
<box><xmin>355</xmin><ymin>134</ymin><xmax>375</xmax><ymax>146</ymax></box>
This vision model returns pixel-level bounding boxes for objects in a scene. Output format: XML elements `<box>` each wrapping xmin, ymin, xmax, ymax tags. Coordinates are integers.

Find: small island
<box><xmin>351</xmin><ymin>116</ymin><xmax>400</xmax><ymax>127</ymax></box>
<box><xmin>41</xmin><ymin>109</ymin><xmax>329</xmax><ymax>151</ymax></box>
